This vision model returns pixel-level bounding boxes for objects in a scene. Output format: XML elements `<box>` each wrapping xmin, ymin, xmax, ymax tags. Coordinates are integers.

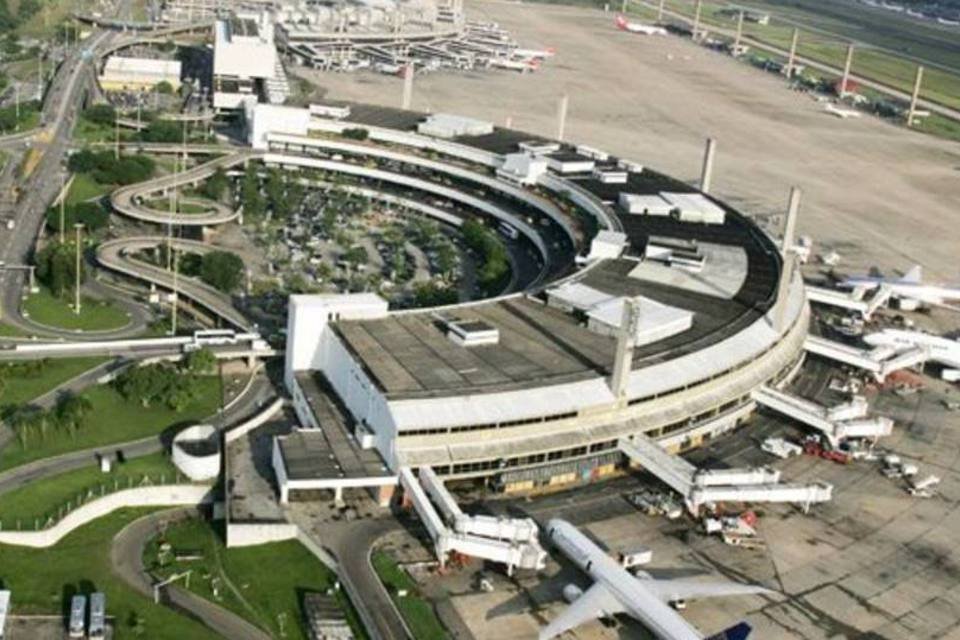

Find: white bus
<box><xmin>89</xmin><ymin>593</ymin><xmax>106</xmax><ymax>640</ymax></box>
<box><xmin>68</xmin><ymin>595</ymin><xmax>86</xmax><ymax>639</ymax></box>
<box><xmin>0</xmin><ymin>590</ymin><xmax>9</xmax><ymax>640</ymax></box>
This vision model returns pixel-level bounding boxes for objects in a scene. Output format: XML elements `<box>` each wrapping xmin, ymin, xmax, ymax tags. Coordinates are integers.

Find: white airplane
<box><xmin>841</xmin><ymin>265</ymin><xmax>960</xmax><ymax>311</ymax></box>
<box><xmin>824</xmin><ymin>103</ymin><xmax>862</xmax><ymax>119</ymax></box>
<box><xmin>489</xmin><ymin>57</ymin><xmax>538</xmax><ymax>73</ymax></box>
<box><xmin>864</xmin><ymin>329</ymin><xmax>960</xmax><ymax>370</ymax></box>
<box><xmin>540</xmin><ymin>519</ymin><xmax>769</xmax><ymax>640</ymax></box>
<box><xmin>513</xmin><ymin>47</ymin><xmax>556</xmax><ymax>60</ymax></box>
<box><xmin>616</xmin><ymin>14</ymin><xmax>668</xmax><ymax>35</ymax></box>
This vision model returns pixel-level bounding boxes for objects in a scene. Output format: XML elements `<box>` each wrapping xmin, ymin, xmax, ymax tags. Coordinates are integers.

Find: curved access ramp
<box><xmin>110</xmin><ymin>151</ymin><xmax>255</xmax><ymax>226</ymax></box>
<box><xmin>97</xmin><ymin>236</ymin><xmax>253</xmax><ymax>330</ymax></box>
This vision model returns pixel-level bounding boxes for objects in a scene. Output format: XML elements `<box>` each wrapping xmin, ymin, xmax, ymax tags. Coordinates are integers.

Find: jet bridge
<box><xmin>617</xmin><ymin>437</ymin><xmax>832</xmax><ymax>514</ymax></box>
<box><xmin>753</xmin><ymin>385</ymin><xmax>893</xmax><ymax>445</ymax></box>
<box><xmin>805</xmin><ymin>285</ymin><xmax>892</xmax><ymax>319</ymax></box>
<box><xmin>399</xmin><ymin>467</ymin><xmax>547</xmax><ymax>574</ymax></box>
<box><xmin>804</xmin><ymin>335</ymin><xmax>928</xmax><ymax>382</ymax></box>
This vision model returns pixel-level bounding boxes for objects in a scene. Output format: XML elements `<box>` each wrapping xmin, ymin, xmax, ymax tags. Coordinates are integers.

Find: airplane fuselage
<box><xmin>864</xmin><ymin>329</ymin><xmax>960</xmax><ymax>369</ymax></box>
<box><xmin>842</xmin><ymin>277</ymin><xmax>960</xmax><ymax>307</ymax></box>
<box><xmin>546</xmin><ymin>520</ymin><xmax>703</xmax><ymax>639</ymax></box>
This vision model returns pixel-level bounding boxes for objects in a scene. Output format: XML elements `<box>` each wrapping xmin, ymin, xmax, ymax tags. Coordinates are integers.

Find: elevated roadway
<box><xmin>110</xmin><ymin>151</ymin><xmax>253</xmax><ymax>226</ymax></box>
<box><xmin>97</xmin><ymin>236</ymin><xmax>253</xmax><ymax>330</ymax></box>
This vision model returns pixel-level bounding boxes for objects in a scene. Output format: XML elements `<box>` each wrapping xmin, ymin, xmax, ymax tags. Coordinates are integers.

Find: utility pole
<box><xmin>556</xmin><ymin>94</ymin><xmax>569</xmax><ymax>142</ymax></box>
<box><xmin>657</xmin><ymin>0</ymin><xmax>665</xmax><ymax>22</ymax></box>
<box><xmin>114</xmin><ymin>114</ymin><xmax>120</xmax><ymax>160</ymax></box>
<box><xmin>700</xmin><ymin>137</ymin><xmax>716</xmax><ymax>194</ymax></box>
<box><xmin>170</xmin><ymin>240</ymin><xmax>179</xmax><ymax>335</ymax></box>
<box><xmin>14</xmin><ymin>85</ymin><xmax>19</xmax><ymax>130</ymax></box>
<box><xmin>59</xmin><ymin>173</ymin><xmax>66</xmax><ymax>243</ymax></box>
<box><xmin>74</xmin><ymin>224</ymin><xmax>84</xmax><ymax>315</ymax></box>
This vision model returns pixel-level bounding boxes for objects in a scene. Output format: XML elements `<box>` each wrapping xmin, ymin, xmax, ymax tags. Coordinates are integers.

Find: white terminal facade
<box><xmin>252</xmin><ymin>100</ymin><xmax>810</xmax><ymax>503</ymax></box>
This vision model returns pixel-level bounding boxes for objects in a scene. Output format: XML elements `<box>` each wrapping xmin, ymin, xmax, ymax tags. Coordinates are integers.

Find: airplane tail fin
<box><xmin>902</xmin><ymin>265</ymin><xmax>922</xmax><ymax>283</ymax></box>
<box><xmin>706</xmin><ymin>622</ymin><xmax>752</xmax><ymax>640</ymax></box>
<box><xmin>615</xmin><ymin>15</ymin><xmax>627</xmax><ymax>29</ymax></box>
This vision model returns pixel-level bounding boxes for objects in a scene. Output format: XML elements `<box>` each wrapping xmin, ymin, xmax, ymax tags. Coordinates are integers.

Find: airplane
<box><xmin>840</xmin><ymin>264</ymin><xmax>960</xmax><ymax>311</ymax></box>
<box><xmin>489</xmin><ymin>57</ymin><xmax>538</xmax><ymax>73</ymax></box>
<box><xmin>540</xmin><ymin>519</ymin><xmax>770</xmax><ymax>640</ymax></box>
<box><xmin>513</xmin><ymin>47</ymin><xmax>556</xmax><ymax>60</ymax></box>
<box><xmin>824</xmin><ymin>103</ymin><xmax>862</xmax><ymax>119</ymax></box>
<box><xmin>863</xmin><ymin>329</ymin><xmax>960</xmax><ymax>370</ymax></box>
<box><xmin>616</xmin><ymin>14</ymin><xmax>668</xmax><ymax>35</ymax></box>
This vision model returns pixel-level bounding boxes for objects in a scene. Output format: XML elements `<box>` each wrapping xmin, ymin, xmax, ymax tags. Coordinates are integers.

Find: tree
<box><xmin>140</xmin><ymin>120</ymin><xmax>180</xmax><ymax>143</ymax></box>
<box><xmin>56</xmin><ymin>393</ymin><xmax>93</xmax><ymax>437</ymax></box>
<box><xmin>200</xmin><ymin>251</ymin><xmax>245</xmax><ymax>293</ymax></box>
<box><xmin>202</xmin><ymin>168</ymin><xmax>228</xmax><ymax>201</ymax></box>
<box><xmin>155</xmin><ymin>80</ymin><xmax>174</xmax><ymax>95</ymax></box>
<box><xmin>342</xmin><ymin>245</ymin><xmax>368</xmax><ymax>268</ymax></box>
<box><xmin>36</xmin><ymin>241</ymin><xmax>84</xmax><ymax>299</ymax></box>
<box><xmin>185</xmin><ymin>348</ymin><xmax>216</xmax><ymax>375</ymax></box>
<box><xmin>341</xmin><ymin>127</ymin><xmax>369</xmax><ymax>141</ymax></box>
<box><xmin>81</xmin><ymin>104</ymin><xmax>116</xmax><ymax>127</ymax></box>
<box><xmin>240</xmin><ymin>165</ymin><xmax>264</xmax><ymax>220</ymax></box>
<box><xmin>46</xmin><ymin>202</ymin><xmax>109</xmax><ymax>233</ymax></box>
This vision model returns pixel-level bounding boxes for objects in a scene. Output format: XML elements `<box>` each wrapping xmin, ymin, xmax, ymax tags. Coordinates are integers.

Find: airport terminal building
<box><xmin>271</xmin><ymin>103</ymin><xmax>808</xmax><ymax>500</ymax></box>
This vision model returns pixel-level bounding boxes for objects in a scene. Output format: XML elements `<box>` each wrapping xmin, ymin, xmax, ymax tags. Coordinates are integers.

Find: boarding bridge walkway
<box><xmin>398</xmin><ymin>468</ymin><xmax>547</xmax><ymax>574</ymax></box>
<box><xmin>805</xmin><ymin>285</ymin><xmax>892</xmax><ymax>319</ymax></box>
<box><xmin>617</xmin><ymin>437</ymin><xmax>832</xmax><ymax>513</ymax></box>
<box><xmin>804</xmin><ymin>335</ymin><xmax>928</xmax><ymax>382</ymax></box>
<box><xmin>753</xmin><ymin>386</ymin><xmax>893</xmax><ymax>445</ymax></box>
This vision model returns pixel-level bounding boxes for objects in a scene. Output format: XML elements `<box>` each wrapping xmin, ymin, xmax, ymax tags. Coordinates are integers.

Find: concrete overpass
<box><xmin>96</xmin><ymin>236</ymin><xmax>253</xmax><ymax>330</ymax></box>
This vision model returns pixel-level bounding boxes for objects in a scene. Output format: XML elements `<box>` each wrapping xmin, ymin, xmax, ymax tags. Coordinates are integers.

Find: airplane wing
<box><xmin>539</xmin><ymin>583</ymin><xmax>624</xmax><ymax>640</ymax></box>
<box><xmin>647</xmin><ymin>579</ymin><xmax>772</xmax><ymax>604</ymax></box>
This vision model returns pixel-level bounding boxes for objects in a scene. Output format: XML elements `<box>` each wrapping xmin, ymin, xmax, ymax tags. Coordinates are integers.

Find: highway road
<box><xmin>110</xmin><ymin>151</ymin><xmax>251</xmax><ymax>226</ymax></box>
<box><xmin>97</xmin><ymin>236</ymin><xmax>253</xmax><ymax>330</ymax></box>
<box><xmin>111</xmin><ymin>507</ymin><xmax>273</xmax><ymax>640</ymax></box>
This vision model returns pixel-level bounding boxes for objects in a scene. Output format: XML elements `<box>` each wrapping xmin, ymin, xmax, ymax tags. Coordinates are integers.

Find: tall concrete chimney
<box><xmin>610</xmin><ymin>298</ymin><xmax>641</xmax><ymax>404</ymax></box>
<box><xmin>774</xmin><ymin>187</ymin><xmax>802</xmax><ymax>333</ymax></box>
<box><xmin>699</xmin><ymin>137</ymin><xmax>716</xmax><ymax>194</ymax></box>
<box><xmin>839</xmin><ymin>44</ymin><xmax>854</xmax><ymax>95</ymax></box>
<box><xmin>557</xmin><ymin>94</ymin><xmax>569</xmax><ymax>142</ymax></box>
<box><xmin>907</xmin><ymin>65</ymin><xmax>924</xmax><ymax>127</ymax></box>
<box><xmin>401</xmin><ymin>63</ymin><xmax>414</xmax><ymax>110</ymax></box>
<box><xmin>786</xmin><ymin>28</ymin><xmax>799</xmax><ymax>78</ymax></box>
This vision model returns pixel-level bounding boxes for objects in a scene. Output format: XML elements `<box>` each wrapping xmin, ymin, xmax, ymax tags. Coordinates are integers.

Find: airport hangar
<box><xmin>262</xmin><ymin>103</ymin><xmax>809</xmax><ymax>505</ymax></box>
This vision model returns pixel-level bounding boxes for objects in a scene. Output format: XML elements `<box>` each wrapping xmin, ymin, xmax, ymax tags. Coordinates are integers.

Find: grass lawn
<box><xmin>0</xmin><ymin>322</ymin><xmax>28</xmax><ymax>337</ymax></box>
<box><xmin>0</xmin><ymin>356</ymin><xmax>106</xmax><ymax>408</ymax></box>
<box><xmin>0</xmin><ymin>453</ymin><xmax>182</xmax><ymax>528</ymax></box>
<box><xmin>144</xmin><ymin>518</ymin><xmax>368</xmax><ymax>640</ymax></box>
<box><xmin>66</xmin><ymin>172</ymin><xmax>112</xmax><ymax>205</ymax></box>
<box><xmin>372</xmin><ymin>550</ymin><xmax>449</xmax><ymax>640</ymax></box>
<box><xmin>0</xmin><ymin>374</ymin><xmax>222</xmax><ymax>471</ymax></box>
<box><xmin>0</xmin><ymin>508</ymin><xmax>219</xmax><ymax>640</ymax></box>
<box><xmin>23</xmin><ymin>288</ymin><xmax>131</xmax><ymax>332</ymax></box>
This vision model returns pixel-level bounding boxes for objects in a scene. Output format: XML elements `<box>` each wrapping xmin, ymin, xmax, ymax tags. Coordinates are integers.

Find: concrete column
<box><xmin>505</xmin><ymin>115</ymin><xmax>513</xmax><ymax>129</ymax></box>
<box><xmin>839</xmin><ymin>44</ymin><xmax>854</xmax><ymax>95</ymax></box>
<box><xmin>907</xmin><ymin>65</ymin><xmax>924</xmax><ymax>126</ymax></box>
<box><xmin>732</xmin><ymin>10</ymin><xmax>744</xmax><ymax>56</ymax></box>
<box><xmin>620</xmin><ymin>0</ymin><xmax>627</xmax><ymax>13</ymax></box>
<box><xmin>557</xmin><ymin>93</ymin><xmax>569</xmax><ymax>142</ymax></box>
<box><xmin>334</xmin><ymin>486</ymin><xmax>344</xmax><ymax>504</ymax></box>
<box><xmin>699</xmin><ymin>137</ymin><xmax>716</xmax><ymax>194</ymax></box>
<box><xmin>610</xmin><ymin>298</ymin><xmax>640</xmax><ymax>404</ymax></box>
<box><xmin>774</xmin><ymin>186</ymin><xmax>801</xmax><ymax>333</ymax></box>
<box><xmin>786</xmin><ymin>28</ymin><xmax>799</xmax><ymax>78</ymax></box>
<box><xmin>401</xmin><ymin>63</ymin><xmax>414</xmax><ymax>110</ymax></box>
<box><xmin>691</xmin><ymin>0</ymin><xmax>703</xmax><ymax>40</ymax></box>
<box><xmin>657</xmin><ymin>0</ymin><xmax>665</xmax><ymax>22</ymax></box>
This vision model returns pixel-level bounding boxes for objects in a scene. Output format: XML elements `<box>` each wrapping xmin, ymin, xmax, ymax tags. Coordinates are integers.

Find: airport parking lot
<box><xmin>307</xmin><ymin>0</ymin><xmax>960</xmax><ymax>282</ymax></box>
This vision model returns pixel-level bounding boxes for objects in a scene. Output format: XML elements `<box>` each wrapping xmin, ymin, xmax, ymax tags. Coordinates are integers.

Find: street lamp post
<box><xmin>59</xmin><ymin>173</ymin><xmax>66</xmax><ymax>244</ymax></box>
<box><xmin>73</xmin><ymin>223</ymin><xmax>84</xmax><ymax>315</ymax></box>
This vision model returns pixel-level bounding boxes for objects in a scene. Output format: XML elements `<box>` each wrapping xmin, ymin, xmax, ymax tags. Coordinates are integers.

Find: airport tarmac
<box><xmin>369</xmin><ymin>352</ymin><xmax>960</xmax><ymax>639</ymax></box>
<box><xmin>304</xmin><ymin>0</ymin><xmax>960</xmax><ymax>282</ymax></box>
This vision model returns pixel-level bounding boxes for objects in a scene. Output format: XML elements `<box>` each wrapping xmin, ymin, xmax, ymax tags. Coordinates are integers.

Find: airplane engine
<box><xmin>562</xmin><ymin>584</ymin><xmax>583</xmax><ymax>603</ymax></box>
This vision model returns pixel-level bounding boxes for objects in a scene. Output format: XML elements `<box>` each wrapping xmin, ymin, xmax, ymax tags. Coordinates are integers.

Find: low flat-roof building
<box><xmin>99</xmin><ymin>56</ymin><xmax>182</xmax><ymax>92</ymax></box>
